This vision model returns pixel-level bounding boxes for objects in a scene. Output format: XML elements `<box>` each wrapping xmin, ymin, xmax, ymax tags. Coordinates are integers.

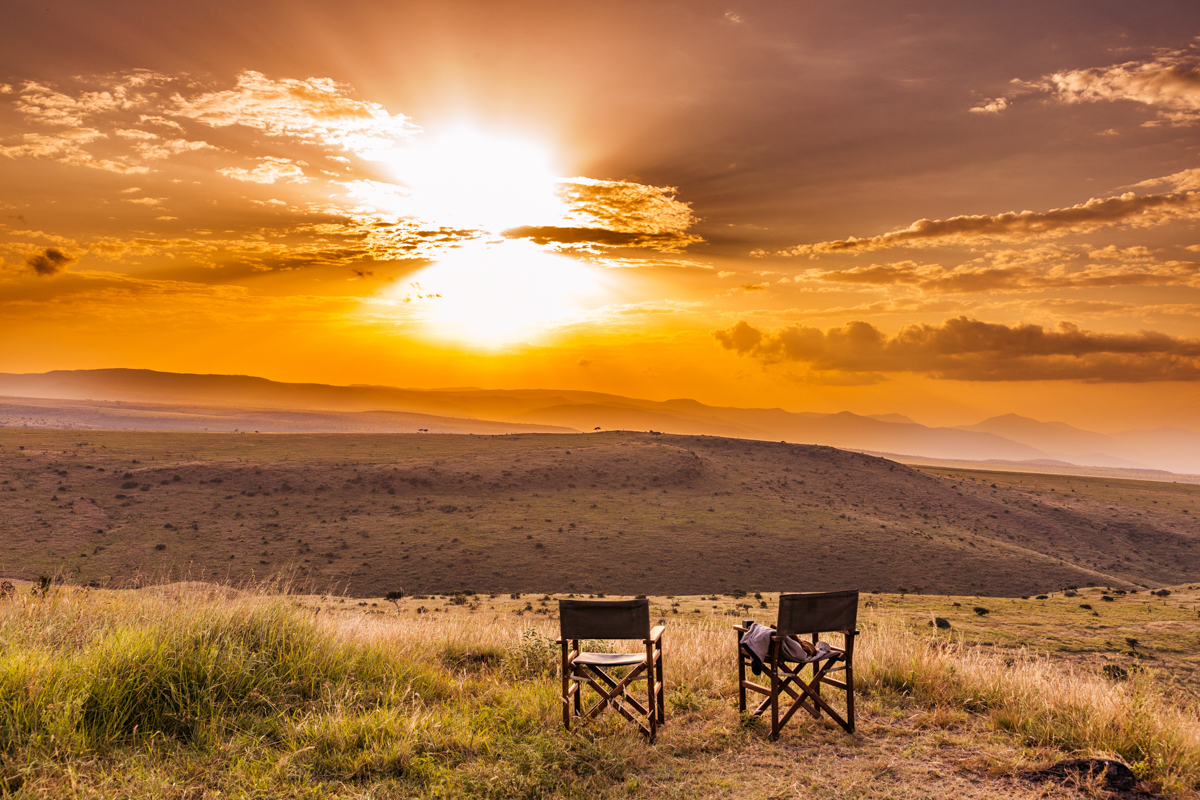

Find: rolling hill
<box><xmin>1</xmin><ymin>428</ymin><xmax>1196</xmax><ymax>597</ymax></box>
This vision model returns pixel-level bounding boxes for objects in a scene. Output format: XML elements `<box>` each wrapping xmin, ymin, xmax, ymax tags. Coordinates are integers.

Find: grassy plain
<box><xmin>0</xmin><ymin>429</ymin><xmax>1197</xmax><ymax>597</ymax></box>
<box><xmin>0</xmin><ymin>581</ymin><xmax>1198</xmax><ymax>799</ymax></box>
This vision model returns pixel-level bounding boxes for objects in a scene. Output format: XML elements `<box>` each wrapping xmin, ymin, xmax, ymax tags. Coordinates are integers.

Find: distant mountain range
<box><xmin>1</xmin><ymin>368</ymin><xmax>1198</xmax><ymax>475</ymax></box>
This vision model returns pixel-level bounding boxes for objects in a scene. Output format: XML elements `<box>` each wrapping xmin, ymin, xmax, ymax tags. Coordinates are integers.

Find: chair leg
<box><xmin>645</xmin><ymin>641</ymin><xmax>657</xmax><ymax>741</ymax></box>
<box><xmin>845</xmin><ymin>632</ymin><xmax>856</xmax><ymax>733</ymax></box>
<box><xmin>561</xmin><ymin>640</ymin><xmax>571</xmax><ymax>731</ymax></box>
<box><xmin>572</xmin><ymin>640</ymin><xmax>582</xmax><ymax>718</ymax></box>
<box><xmin>769</xmin><ymin>655</ymin><xmax>781</xmax><ymax>740</ymax></box>
<box><xmin>811</xmin><ymin>634</ymin><xmax>821</xmax><ymax>718</ymax></box>
<box><xmin>656</xmin><ymin>638</ymin><xmax>665</xmax><ymax>724</ymax></box>
<box><xmin>737</xmin><ymin>637</ymin><xmax>747</xmax><ymax>713</ymax></box>
<box><xmin>846</xmin><ymin>662</ymin><xmax>855</xmax><ymax>733</ymax></box>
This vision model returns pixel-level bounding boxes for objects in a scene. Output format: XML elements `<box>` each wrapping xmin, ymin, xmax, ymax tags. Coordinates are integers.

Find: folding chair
<box><xmin>736</xmin><ymin>590</ymin><xmax>859</xmax><ymax>737</ymax></box>
<box><xmin>558</xmin><ymin>598</ymin><xmax>665</xmax><ymax>741</ymax></box>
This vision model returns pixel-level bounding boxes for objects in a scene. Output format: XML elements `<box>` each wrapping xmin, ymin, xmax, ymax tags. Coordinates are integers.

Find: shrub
<box><xmin>973</xmin><ymin>607</ymin><xmax>990</xmax><ymax>616</ymax></box>
<box><xmin>502</xmin><ymin>628</ymin><xmax>557</xmax><ymax>679</ymax></box>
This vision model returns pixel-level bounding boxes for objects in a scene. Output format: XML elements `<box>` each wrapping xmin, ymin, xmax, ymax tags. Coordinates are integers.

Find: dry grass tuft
<box><xmin>0</xmin><ymin>585</ymin><xmax>1197</xmax><ymax>798</ymax></box>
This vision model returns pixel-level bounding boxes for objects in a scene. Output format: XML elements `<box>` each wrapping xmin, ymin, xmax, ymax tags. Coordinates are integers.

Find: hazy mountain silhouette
<box><xmin>0</xmin><ymin>369</ymin><xmax>1196</xmax><ymax>474</ymax></box>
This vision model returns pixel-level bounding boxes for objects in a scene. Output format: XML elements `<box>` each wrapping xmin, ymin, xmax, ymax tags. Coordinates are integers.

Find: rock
<box><xmin>1029</xmin><ymin>758</ymin><xmax>1138</xmax><ymax>794</ymax></box>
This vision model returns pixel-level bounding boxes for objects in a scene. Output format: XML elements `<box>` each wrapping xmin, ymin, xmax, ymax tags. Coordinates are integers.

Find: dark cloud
<box><xmin>784</xmin><ymin>191</ymin><xmax>1200</xmax><ymax>255</ymax></box>
<box><xmin>714</xmin><ymin>316</ymin><xmax>1200</xmax><ymax>382</ymax></box>
<box><xmin>501</xmin><ymin>225</ymin><xmax>697</xmax><ymax>250</ymax></box>
<box><xmin>525</xmin><ymin>178</ymin><xmax>702</xmax><ymax>252</ymax></box>
<box><xmin>25</xmin><ymin>247</ymin><xmax>75</xmax><ymax>277</ymax></box>
<box><xmin>795</xmin><ymin>259</ymin><xmax>1200</xmax><ymax>293</ymax></box>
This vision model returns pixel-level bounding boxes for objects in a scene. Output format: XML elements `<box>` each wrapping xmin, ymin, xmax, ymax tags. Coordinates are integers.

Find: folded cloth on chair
<box><xmin>740</xmin><ymin>622</ymin><xmax>835</xmax><ymax>675</ymax></box>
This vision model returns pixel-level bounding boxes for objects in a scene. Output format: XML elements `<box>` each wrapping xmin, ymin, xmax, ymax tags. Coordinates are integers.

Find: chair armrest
<box><xmin>733</xmin><ymin>625</ymin><xmax>749</xmax><ymax>633</ymax></box>
<box><xmin>648</xmin><ymin>625</ymin><xmax>665</xmax><ymax>643</ymax></box>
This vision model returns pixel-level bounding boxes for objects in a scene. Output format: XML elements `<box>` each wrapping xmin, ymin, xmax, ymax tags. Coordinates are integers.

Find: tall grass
<box><xmin>858</xmin><ymin>615</ymin><xmax>1200</xmax><ymax>792</ymax></box>
<box><xmin>0</xmin><ymin>587</ymin><xmax>1197</xmax><ymax>797</ymax></box>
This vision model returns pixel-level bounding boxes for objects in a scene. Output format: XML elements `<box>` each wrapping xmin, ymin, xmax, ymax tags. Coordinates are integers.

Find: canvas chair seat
<box><xmin>737</xmin><ymin>590</ymin><xmax>859</xmax><ymax>738</ymax></box>
<box><xmin>573</xmin><ymin>651</ymin><xmax>649</xmax><ymax>668</ymax></box>
<box><xmin>559</xmin><ymin>598</ymin><xmax>665</xmax><ymax>741</ymax></box>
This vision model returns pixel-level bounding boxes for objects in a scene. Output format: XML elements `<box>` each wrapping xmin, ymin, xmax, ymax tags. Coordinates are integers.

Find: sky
<box><xmin>2</xmin><ymin>0</ymin><xmax>1200</xmax><ymax>432</ymax></box>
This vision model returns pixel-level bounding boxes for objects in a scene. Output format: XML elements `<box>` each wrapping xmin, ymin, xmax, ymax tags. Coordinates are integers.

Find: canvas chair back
<box><xmin>559</xmin><ymin>598</ymin><xmax>650</xmax><ymax>640</ymax></box>
<box><xmin>776</xmin><ymin>590</ymin><xmax>858</xmax><ymax>636</ymax></box>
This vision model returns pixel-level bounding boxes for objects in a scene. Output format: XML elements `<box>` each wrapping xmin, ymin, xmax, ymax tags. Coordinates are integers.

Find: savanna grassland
<box><xmin>0</xmin><ymin>429</ymin><xmax>1196</xmax><ymax>597</ymax></box>
<box><xmin>1</xmin><ymin>581</ymin><xmax>1199</xmax><ymax>799</ymax></box>
<box><xmin>1</xmin><ymin>427</ymin><xmax>1199</xmax><ymax>799</ymax></box>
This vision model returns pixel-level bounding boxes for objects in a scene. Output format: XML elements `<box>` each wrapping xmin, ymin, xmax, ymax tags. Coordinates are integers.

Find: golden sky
<box><xmin>2</xmin><ymin>1</ymin><xmax>1200</xmax><ymax>431</ymax></box>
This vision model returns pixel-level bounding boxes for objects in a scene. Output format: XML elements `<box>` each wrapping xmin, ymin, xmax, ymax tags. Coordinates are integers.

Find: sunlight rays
<box><xmin>384</xmin><ymin>127</ymin><xmax>565</xmax><ymax>232</ymax></box>
<box><xmin>396</xmin><ymin>239</ymin><xmax>606</xmax><ymax>348</ymax></box>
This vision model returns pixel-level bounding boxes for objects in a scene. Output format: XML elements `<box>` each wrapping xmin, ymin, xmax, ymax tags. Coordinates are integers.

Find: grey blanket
<box><xmin>740</xmin><ymin>622</ymin><xmax>834</xmax><ymax>676</ymax></box>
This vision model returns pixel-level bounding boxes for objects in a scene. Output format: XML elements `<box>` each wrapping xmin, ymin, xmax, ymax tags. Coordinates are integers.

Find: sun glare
<box><xmin>399</xmin><ymin>240</ymin><xmax>605</xmax><ymax>347</ymax></box>
<box><xmin>386</xmin><ymin>128</ymin><xmax>564</xmax><ymax>232</ymax></box>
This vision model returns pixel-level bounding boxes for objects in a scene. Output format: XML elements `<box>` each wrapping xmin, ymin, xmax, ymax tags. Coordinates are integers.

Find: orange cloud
<box><xmin>0</xmin><ymin>129</ymin><xmax>147</xmax><ymax>174</ymax></box>
<box><xmin>1032</xmin><ymin>49</ymin><xmax>1200</xmax><ymax>125</ymax></box>
<box><xmin>794</xmin><ymin>259</ymin><xmax>1200</xmax><ymax>293</ymax></box>
<box><xmin>714</xmin><ymin>316</ymin><xmax>1200</xmax><ymax>382</ymax></box>
<box><xmin>171</xmin><ymin>71</ymin><xmax>419</xmax><ymax>159</ymax></box>
<box><xmin>973</xmin><ymin>47</ymin><xmax>1200</xmax><ymax>126</ymax></box>
<box><xmin>219</xmin><ymin>156</ymin><xmax>311</xmax><ymax>184</ymax></box>
<box><xmin>783</xmin><ymin>191</ymin><xmax>1200</xmax><ymax>254</ymax></box>
<box><xmin>503</xmin><ymin>178</ymin><xmax>702</xmax><ymax>252</ymax></box>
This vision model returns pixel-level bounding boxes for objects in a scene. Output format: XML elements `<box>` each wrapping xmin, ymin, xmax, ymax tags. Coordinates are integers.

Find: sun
<box><xmin>397</xmin><ymin>239</ymin><xmax>605</xmax><ymax>348</ymax></box>
<box><xmin>378</xmin><ymin>127</ymin><xmax>610</xmax><ymax>347</ymax></box>
<box><xmin>385</xmin><ymin>127</ymin><xmax>565</xmax><ymax>232</ymax></box>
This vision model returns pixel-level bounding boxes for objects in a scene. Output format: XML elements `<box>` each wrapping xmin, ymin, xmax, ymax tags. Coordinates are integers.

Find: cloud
<box><xmin>560</xmin><ymin>178</ymin><xmax>698</xmax><ymax>235</ymax></box>
<box><xmin>25</xmin><ymin>247</ymin><xmax>75</xmax><ymax>277</ymax></box>
<box><xmin>794</xmin><ymin>258</ymin><xmax>1200</xmax><ymax>293</ymax></box>
<box><xmin>970</xmin><ymin>97</ymin><xmax>1008</xmax><ymax>114</ymax></box>
<box><xmin>12</xmin><ymin>76</ymin><xmax>155</xmax><ymax>126</ymax></box>
<box><xmin>1133</xmin><ymin>167</ymin><xmax>1200</xmax><ymax>193</ymax></box>
<box><xmin>130</xmin><ymin>137</ymin><xmax>216</xmax><ymax>160</ymax></box>
<box><xmin>783</xmin><ymin>190</ymin><xmax>1200</xmax><ymax>254</ymax></box>
<box><xmin>2</xmin><ymin>71</ymin><xmax>411</xmax><ymax>179</ymax></box>
<box><xmin>171</xmin><ymin>71</ymin><xmax>418</xmax><ymax>159</ymax></box>
<box><xmin>219</xmin><ymin>156</ymin><xmax>310</xmax><ymax>184</ymax></box>
<box><xmin>0</xmin><ymin>129</ymin><xmax>148</xmax><ymax>174</ymax></box>
<box><xmin>980</xmin><ymin>47</ymin><xmax>1200</xmax><ymax>125</ymax></box>
<box><xmin>501</xmin><ymin>225</ymin><xmax>695</xmax><ymax>251</ymax></box>
<box><xmin>502</xmin><ymin>178</ymin><xmax>701</xmax><ymax>252</ymax></box>
<box><xmin>1031</xmin><ymin>49</ymin><xmax>1200</xmax><ymax>125</ymax></box>
<box><xmin>714</xmin><ymin>316</ymin><xmax>1200</xmax><ymax>382</ymax></box>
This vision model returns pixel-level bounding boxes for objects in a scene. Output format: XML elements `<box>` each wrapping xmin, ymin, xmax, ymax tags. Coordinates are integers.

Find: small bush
<box><xmin>973</xmin><ymin>607</ymin><xmax>990</xmax><ymax>616</ymax></box>
<box><xmin>502</xmin><ymin>628</ymin><xmax>557</xmax><ymax>679</ymax></box>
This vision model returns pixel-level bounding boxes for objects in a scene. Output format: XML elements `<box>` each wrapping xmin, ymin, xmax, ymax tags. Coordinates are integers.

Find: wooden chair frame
<box><xmin>736</xmin><ymin>590</ymin><xmax>859</xmax><ymax>737</ymax></box>
<box><xmin>558</xmin><ymin>599</ymin><xmax>665</xmax><ymax>741</ymax></box>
